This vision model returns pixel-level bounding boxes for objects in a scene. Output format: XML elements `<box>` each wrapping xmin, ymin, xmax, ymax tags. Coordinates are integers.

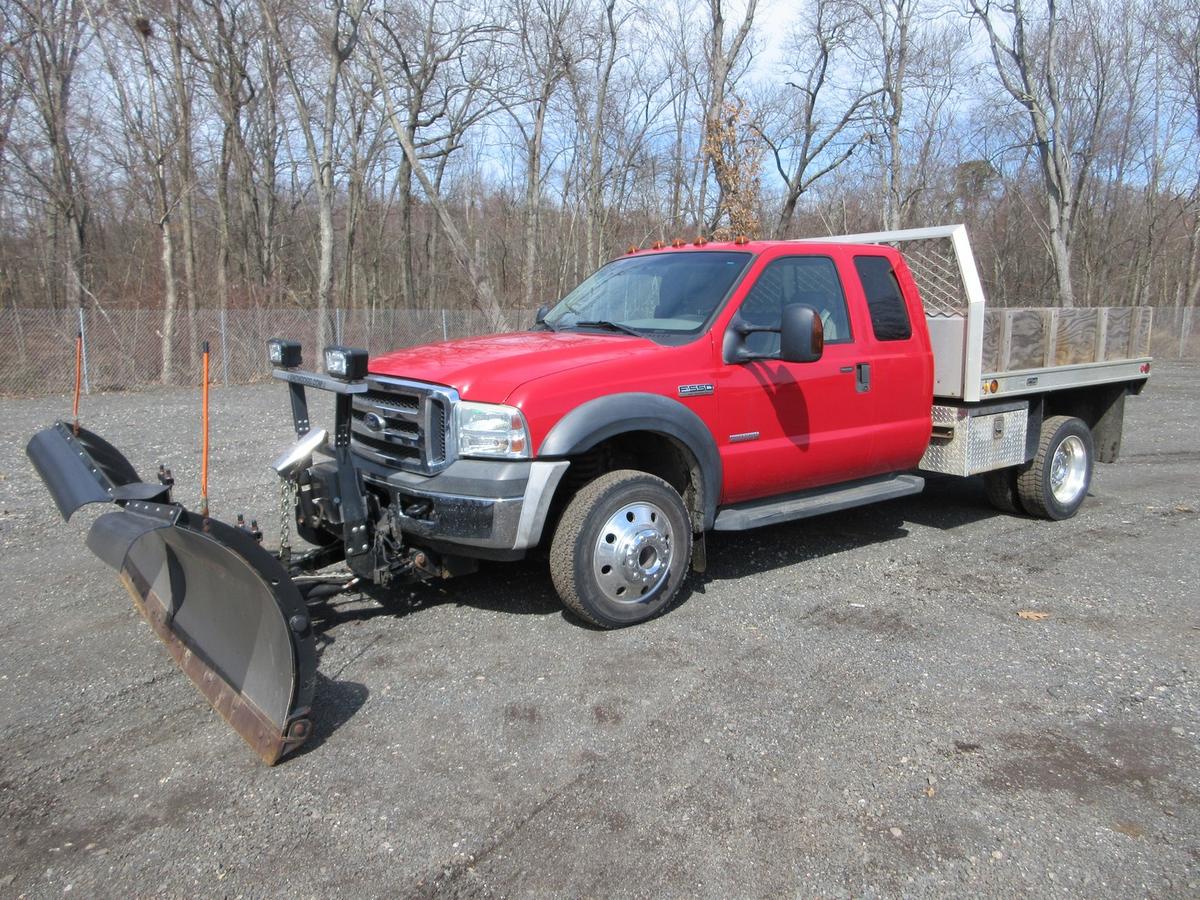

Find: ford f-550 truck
<box><xmin>28</xmin><ymin>224</ymin><xmax>1152</xmax><ymax>762</ymax></box>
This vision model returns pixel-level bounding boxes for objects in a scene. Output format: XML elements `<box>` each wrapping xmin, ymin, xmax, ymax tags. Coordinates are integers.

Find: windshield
<box><xmin>545</xmin><ymin>251</ymin><xmax>752</xmax><ymax>337</ymax></box>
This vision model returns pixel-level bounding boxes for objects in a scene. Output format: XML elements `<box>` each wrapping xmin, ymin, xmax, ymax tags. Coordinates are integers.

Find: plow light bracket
<box><xmin>268</xmin><ymin>338</ymin><xmax>303</xmax><ymax>369</ymax></box>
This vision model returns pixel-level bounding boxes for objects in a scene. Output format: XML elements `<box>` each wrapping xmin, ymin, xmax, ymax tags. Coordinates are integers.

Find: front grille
<box><xmin>351</xmin><ymin>378</ymin><xmax>454</xmax><ymax>472</ymax></box>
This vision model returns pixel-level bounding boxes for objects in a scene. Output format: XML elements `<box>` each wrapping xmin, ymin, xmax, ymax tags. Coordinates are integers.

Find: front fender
<box><xmin>537</xmin><ymin>393</ymin><xmax>721</xmax><ymax>529</ymax></box>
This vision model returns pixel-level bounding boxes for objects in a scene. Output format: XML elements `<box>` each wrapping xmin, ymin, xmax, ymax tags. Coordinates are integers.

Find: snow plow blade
<box><xmin>26</xmin><ymin>423</ymin><xmax>318</xmax><ymax>765</ymax></box>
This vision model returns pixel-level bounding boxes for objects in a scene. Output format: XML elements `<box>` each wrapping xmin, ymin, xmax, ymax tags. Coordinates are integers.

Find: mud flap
<box><xmin>27</xmin><ymin>423</ymin><xmax>318</xmax><ymax>764</ymax></box>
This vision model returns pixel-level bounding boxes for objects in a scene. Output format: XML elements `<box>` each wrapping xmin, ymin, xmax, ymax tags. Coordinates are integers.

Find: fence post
<box><xmin>442</xmin><ymin>308</ymin><xmax>448</xmax><ymax>341</ymax></box>
<box><xmin>219</xmin><ymin>308</ymin><xmax>230</xmax><ymax>386</ymax></box>
<box><xmin>77</xmin><ymin>306</ymin><xmax>91</xmax><ymax>395</ymax></box>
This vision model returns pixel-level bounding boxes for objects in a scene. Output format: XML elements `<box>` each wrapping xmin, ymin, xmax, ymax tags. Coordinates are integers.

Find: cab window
<box><xmin>738</xmin><ymin>256</ymin><xmax>852</xmax><ymax>355</ymax></box>
<box><xmin>853</xmin><ymin>255</ymin><xmax>912</xmax><ymax>341</ymax></box>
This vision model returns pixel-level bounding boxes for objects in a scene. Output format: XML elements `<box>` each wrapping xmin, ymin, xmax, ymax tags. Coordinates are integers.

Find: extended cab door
<box><xmin>849</xmin><ymin>250</ymin><xmax>933</xmax><ymax>473</ymax></box>
<box><xmin>715</xmin><ymin>249</ymin><xmax>880</xmax><ymax>503</ymax></box>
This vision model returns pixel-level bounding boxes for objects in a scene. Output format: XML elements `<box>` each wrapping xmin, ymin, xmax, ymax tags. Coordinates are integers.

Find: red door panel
<box><xmin>715</xmin><ymin>251</ymin><xmax>880</xmax><ymax>504</ymax></box>
<box><xmin>848</xmin><ymin>253</ymin><xmax>933</xmax><ymax>472</ymax></box>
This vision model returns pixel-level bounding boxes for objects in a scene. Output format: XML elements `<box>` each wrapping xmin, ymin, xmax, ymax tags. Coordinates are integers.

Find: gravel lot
<box><xmin>0</xmin><ymin>363</ymin><xmax>1197</xmax><ymax>898</ymax></box>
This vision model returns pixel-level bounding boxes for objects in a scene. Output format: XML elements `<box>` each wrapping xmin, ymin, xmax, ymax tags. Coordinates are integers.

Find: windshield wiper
<box><xmin>569</xmin><ymin>319</ymin><xmax>643</xmax><ymax>337</ymax></box>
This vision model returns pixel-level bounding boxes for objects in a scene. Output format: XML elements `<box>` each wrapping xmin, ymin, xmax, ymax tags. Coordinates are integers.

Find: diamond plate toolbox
<box><xmin>920</xmin><ymin>401</ymin><xmax>1029</xmax><ymax>476</ymax></box>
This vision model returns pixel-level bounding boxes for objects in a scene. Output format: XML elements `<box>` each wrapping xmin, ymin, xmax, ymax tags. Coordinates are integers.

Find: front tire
<box><xmin>1016</xmin><ymin>415</ymin><xmax>1094</xmax><ymax>520</ymax></box>
<box><xmin>550</xmin><ymin>470</ymin><xmax>692</xmax><ymax>628</ymax></box>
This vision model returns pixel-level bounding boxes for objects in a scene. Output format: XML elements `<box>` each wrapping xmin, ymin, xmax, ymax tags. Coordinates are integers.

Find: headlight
<box><xmin>456</xmin><ymin>401</ymin><xmax>530</xmax><ymax>459</ymax></box>
<box><xmin>323</xmin><ymin>345</ymin><xmax>368</xmax><ymax>380</ymax></box>
<box><xmin>267</xmin><ymin>338</ymin><xmax>302</xmax><ymax>368</ymax></box>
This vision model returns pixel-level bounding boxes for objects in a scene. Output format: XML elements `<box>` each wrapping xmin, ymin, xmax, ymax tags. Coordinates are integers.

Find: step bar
<box><xmin>713</xmin><ymin>473</ymin><xmax>925</xmax><ymax>531</ymax></box>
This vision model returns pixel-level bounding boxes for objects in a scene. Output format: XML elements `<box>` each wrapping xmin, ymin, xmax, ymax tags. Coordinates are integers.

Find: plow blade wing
<box><xmin>27</xmin><ymin>423</ymin><xmax>318</xmax><ymax>765</ymax></box>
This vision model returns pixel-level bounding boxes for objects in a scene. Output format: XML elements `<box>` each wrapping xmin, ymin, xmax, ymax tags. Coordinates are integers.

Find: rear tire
<box><xmin>983</xmin><ymin>466</ymin><xmax>1022</xmax><ymax>514</ymax></box>
<box><xmin>550</xmin><ymin>470</ymin><xmax>692</xmax><ymax>628</ymax></box>
<box><xmin>1016</xmin><ymin>415</ymin><xmax>1094</xmax><ymax>520</ymax></box>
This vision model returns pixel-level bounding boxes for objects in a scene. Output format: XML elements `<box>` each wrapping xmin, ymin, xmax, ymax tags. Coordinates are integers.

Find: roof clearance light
<box><xmin>672</xmin><ymin>238</ymin><xmax>685</xmax><ymax>248</ymax></box>
<box><xmin>626</xmin><ymin>244</ymin><xmax>639</xmax><ymax>254</ymax></box>
<box><xmin>694</xmin><ymin>236</ymin><xmax>707</xmax><ymax>246</ymax></box>
<box><xmin>734</xmin><ymin>235</ymin><xmax>749</xmax><ymax>245</ymax></box>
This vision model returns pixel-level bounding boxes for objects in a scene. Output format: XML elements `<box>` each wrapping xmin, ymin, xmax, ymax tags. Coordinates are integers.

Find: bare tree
<box><xmin>189</xmin><ymin>0</ymin><xmax>257</xmax><ymax>312</ymax></box>
<box><xmin>752</xmin><ymin>0</ymin><xmax>880</xmax><ymax>237</ymax></box>
<box><xmin>699</xmin><ymin>0</ymin><xmax>758</xmax><ymax>233</ymax></box>
<box><xmin>262</xmin><ymin>0</ymin><xmax>367</xmax><ymax>346</ymax></box>
<box><xmin>503</xmin><ymin>0</ymin><xmax>572</xmax><ymax>307</ymax></box>
<box><xmin>8</xmin><ymin>0</ymin><xmax>91</xmax><ymax>310</ymax></box>
<box><xmin>86</xmin><ymin>2</ymin><xmax>187</xmax><ymax>380</ymax></box>
<box><xmin>971</xmin><ymin>0</ymin><xmax>1115</xmax><ymax>307</ymax></box>
<box><xmin>366</xmin><ymin>4</ymin><xmax>508</xmax><ymax>330</ymax></box>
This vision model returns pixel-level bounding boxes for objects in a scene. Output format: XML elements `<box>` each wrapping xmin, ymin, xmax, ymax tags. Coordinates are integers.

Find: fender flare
<box><xmin>537</xmin><ymin>393</ymin><xmax>722</xmax><ymax>529</ymax></box>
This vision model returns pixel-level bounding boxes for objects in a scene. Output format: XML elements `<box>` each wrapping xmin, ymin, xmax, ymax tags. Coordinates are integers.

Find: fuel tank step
<box><xmin>712</xmin><ymin>473</ymin><xmax>925</xmax><ymax>531</ymax></box>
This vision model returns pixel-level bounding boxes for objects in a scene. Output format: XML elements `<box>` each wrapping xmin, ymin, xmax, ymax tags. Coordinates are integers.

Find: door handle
<box><xmin>855</xmin><ymin>363</ymin><xmax>871</xmax><ymax>393</ymax></box>
<box><xmin>839</xmin><ymin>365</ymin><xmax>854</xmax><ymax>373</ymax></box>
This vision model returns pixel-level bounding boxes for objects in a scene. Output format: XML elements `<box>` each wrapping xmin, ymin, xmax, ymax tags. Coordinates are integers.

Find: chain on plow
<box><xmin>278</xmin><ymin>476</ymin><xmax>295</xmax><ymax>565</ymax></box>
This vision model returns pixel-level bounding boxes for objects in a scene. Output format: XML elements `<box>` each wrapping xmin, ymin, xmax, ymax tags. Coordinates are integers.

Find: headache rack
<box><xmin>799</xmin><ymin>224</ymin><xmax>1152</xmax><ymax>402</ymax></box>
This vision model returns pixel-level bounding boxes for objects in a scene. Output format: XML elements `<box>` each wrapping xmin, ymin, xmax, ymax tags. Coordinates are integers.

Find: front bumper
<box><xmin>317</xmin><ymin>455</ymin><xmax>569</xmax><ymax>556</ymax></box>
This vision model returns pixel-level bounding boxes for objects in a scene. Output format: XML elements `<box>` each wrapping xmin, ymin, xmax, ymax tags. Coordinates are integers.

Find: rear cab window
<box><xmin>853</xmin><ymin>255</ymin><xmax>912</xmax><ymax>342</ymax></box>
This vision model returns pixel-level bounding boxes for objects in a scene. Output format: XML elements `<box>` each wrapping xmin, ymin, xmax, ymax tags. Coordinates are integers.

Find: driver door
<box><xmin>716</xmin><ymin>252</ymin><xmax>877</xmax><ymax>504</ymax></box>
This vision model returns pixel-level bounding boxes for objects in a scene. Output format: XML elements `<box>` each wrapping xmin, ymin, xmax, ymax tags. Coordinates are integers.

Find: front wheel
<box><xmin>1016</xmin><ymin>415</ymin><xmax>1094</xmax><ymax>520</ymax></box>
<box><xmin>550</xmin><ymin>470</ymin><xmax>693</xmax><ymax>628</ymax></box>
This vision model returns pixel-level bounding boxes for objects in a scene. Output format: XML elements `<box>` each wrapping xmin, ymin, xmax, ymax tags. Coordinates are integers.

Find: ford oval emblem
<box><xmin>363</xmin><ymin>412</ymin><xmax>386</xmax><ymax>432</ymax></box>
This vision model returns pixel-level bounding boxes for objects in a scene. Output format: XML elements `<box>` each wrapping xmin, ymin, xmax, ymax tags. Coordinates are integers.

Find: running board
<box><xmin>713</xmin><ymin>474</ymin><xmax>925</xmax><ymax>531</ymax></box>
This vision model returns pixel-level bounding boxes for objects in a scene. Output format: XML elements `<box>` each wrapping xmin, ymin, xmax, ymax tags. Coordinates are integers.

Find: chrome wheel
<box><xmin>592</xmin><ymin>501</ymin><xmax>674</xmax><ymax>604</ymax></box>
<box><xmin>1050</xmin><ymin>434</ymin><xmax>1088</xmax><ymax>505</ymax></box>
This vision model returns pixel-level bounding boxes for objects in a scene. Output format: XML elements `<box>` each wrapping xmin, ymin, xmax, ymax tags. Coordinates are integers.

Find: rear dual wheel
<box><xmin>984</xmin><ymin>415</ymin><xmax>1094</xmax><ymax>520</ymax></box>
<box><xmin>550</xmin><ymin>470</ymin><xmax>692</xmax><ymax>628</ymax></box>
<box><xmin>1017</xmin><ymin>415</ymin><xmax>1094</xmax><ymax>520</ymax></box>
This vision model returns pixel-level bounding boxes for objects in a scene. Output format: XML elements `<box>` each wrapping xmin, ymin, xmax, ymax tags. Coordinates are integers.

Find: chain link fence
<box><xmin>0</xmin><ymin>306</ymin><xmax>539</xmax><ymax>398</ymax></box>
<box><xmin>0</xmin><ymin>303</ymin><xmax>1196</xmax><ymax>398</ymax></box>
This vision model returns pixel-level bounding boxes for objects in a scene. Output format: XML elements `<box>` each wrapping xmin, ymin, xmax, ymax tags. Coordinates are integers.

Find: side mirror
<box><xmin>534</xmin><ymin>305</ymin><xmax>550</xmax><ymax>325</ymax></box>
<box><xmin>779</xmin><ymin>304</ymin><xmax>823</xmax><ymax>363</ymax></box>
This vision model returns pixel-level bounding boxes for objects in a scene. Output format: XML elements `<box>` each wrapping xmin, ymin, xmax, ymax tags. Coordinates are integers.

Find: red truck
<box><xmin>28</xmin><ymin>225</ymin><xmax>1152</xmax><ymax>762</ymax></box>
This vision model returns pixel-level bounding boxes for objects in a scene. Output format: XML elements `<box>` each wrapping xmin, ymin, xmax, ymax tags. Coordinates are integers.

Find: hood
<box><xmin>368</xmin><ymin>330</ymin><xmax>654</xmax><ymax>402</ymax></box>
